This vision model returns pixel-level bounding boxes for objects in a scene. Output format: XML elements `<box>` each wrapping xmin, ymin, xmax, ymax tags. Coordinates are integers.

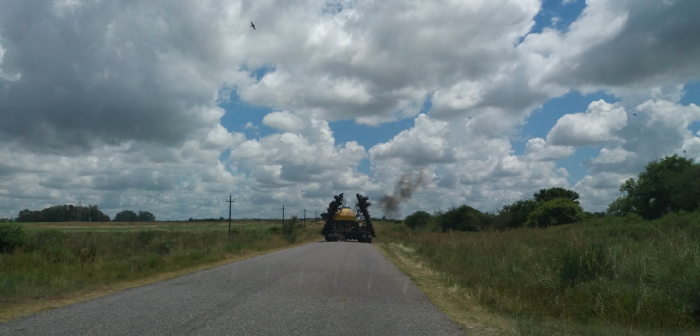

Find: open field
<box><xmin>373</xmin><ymin>213</ymin><xmax>700</xmax><ymax>335</ymax></box>
<box><xmin>17</xmin><ymin>220</ymin><xmax>323</xmax><ymax>232</ymax></box>
<box><xmin>0</xmin><ymin>222</ymin><xmax>322</xmax><ymax>321</ymax></box>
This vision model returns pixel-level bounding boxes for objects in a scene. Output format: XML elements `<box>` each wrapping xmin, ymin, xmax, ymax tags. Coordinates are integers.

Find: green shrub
<box><xmin>0</xmin><ymin>223</ymin><xmax>26</xmax><ymax>253</ymax></box>
<box><xmin>559</xmin><ymin>243</ymin><xmax>614</xmax><ymax>286</ymax></box>
<box><xmin>282</xmin><ymin>216</ymin><xmax>299</xmax><ymax>243</ymax></box>
<box><xmin>224</xmin><ymin>241</ymin><xmax>243</xmax><ymax>253</ymax></box>
<box><xmin>499</xmin><ymin>199</ymin><xmax>537</xmax><ymax>228</ymax></box>
<box><xmin>137</xmin><ymin>230</ymin><xmax>155</xmax><ymax>245</ymax></box>
<box><xmin>437</xmin><ymin>205</ymin><xmax>487</xmax><ymax>232</ymax></box>
<box><xmin>404</xmin><ymin>211</ymin><xmax>432</xmax><ymax>230</ymax></box>
<box><xmin>526</xmin><ymin>198</ymin><xmax>584</xmax><ymax>228</ymax></box>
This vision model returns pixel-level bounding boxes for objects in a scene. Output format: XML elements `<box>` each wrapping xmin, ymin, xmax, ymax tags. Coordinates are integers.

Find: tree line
<box><xmin>16</xmin><ymin>205</ymin><xmax>111</xmax><ymax>222</ymax></box>
<box><xmin>405</xmin><ymin>154</ymin><xmax>700</xmax><ymax>231</ymax></box>
<box><xmin>13</xmin><ymin>205</ymin><xmax>156</xmax><ymax>222</ymax></box>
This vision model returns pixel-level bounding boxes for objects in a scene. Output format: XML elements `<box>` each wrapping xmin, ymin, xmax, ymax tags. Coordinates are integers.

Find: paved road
<box><xmin>0</xmin><ymin>241</ymin><xmax>465</xmax><ymax>336</ymax></box>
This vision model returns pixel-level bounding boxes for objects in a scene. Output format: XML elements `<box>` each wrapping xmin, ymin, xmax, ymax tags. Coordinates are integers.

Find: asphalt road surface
<box><xmin>1</xmin><ymin>241</ymin><xmax>465</xmax><ymax>336</ymax></box>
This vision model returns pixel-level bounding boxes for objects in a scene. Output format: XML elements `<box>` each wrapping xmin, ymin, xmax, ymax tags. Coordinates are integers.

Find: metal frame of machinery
<box><xmin>321</xmin><ymin>193</ymin><xmax>376</xmax><ymax>243</ymax></box>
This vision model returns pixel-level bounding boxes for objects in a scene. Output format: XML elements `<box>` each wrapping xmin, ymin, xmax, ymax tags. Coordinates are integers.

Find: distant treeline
<box><xmin>404</xmin><ymin>154</ymin><xmax>700</xmax><ymax>232</ymax></box>
<box><xmin>17</xmin><ymin>205</ymin><xmax>111</xmax><ymax>222</ymax></box>
<box><xmin>14</xmin><ymin>206</ymin><xmax>158</xmax><ymax>222</ymax></box>
<box><xmin>114</xmin><ymin>210</ymin><xmax>156</xmax><ymax>222</ymax></box>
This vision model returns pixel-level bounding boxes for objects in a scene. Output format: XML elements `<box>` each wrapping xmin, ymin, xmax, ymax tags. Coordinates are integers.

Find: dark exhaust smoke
<box><xmin>379</xmin><ymin>170</ymin><xmax>425</xmax><ymax>219</ymax></box>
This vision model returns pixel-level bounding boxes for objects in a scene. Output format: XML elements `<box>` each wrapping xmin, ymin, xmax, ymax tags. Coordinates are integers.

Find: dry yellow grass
<box><xmin>0</xmin><ymin>237</ymin><xmax>318</xmax><ymax>323</ymax></box>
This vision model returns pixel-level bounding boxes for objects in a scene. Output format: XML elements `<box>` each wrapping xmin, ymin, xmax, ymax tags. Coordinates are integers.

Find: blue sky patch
<box><xmin>219</xmin><ymin>91</ymin><xmax>276</xmax><ymax>139</ymax></box>
<box><xmin>530</xmin><ymin>0</ymin><xmax>587</xmax><ymax>35</ymax></box>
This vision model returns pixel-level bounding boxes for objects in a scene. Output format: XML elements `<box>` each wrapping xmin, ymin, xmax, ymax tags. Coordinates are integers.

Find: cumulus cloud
<box><xmin>262</xmin><ymin>111</ymin><xmax>305</xmax><ymax>133</ymax></box>
<box><xmin>522</xmin><ymin>0</ymin><xmax>700</xmax><ymax>90</ymax></box>
<box><xmin>367</xmin><ymin>114</ymin><xmax>570</xmax><ymax>214</ymax></box>
<box><xmin>1</xmin><ymin>0</ymin><xmax>700</xmax><ymax>218</ymax></box>
<box><xmin>521</xmin><ymin>138</ymin><xmax>575</xmax><ymax>161</ymax></box>
<box><xmin>547</xmin><ymin>100</ymin><xmax>627</xmax><ymax>146</ymax></box>
<box><xmin>589</xmin><ymin>146</ymin><xmax>635</xmax><ymax>165</ymax></box>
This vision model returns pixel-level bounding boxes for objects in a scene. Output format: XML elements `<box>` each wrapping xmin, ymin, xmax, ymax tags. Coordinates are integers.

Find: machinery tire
<box><xmin>333</xmin><ymin>234</ymin><xmax>340</xmax><ymax>241</ymax></box>
<box><xmin>325</xmin><ymin>234</ymin><xmax>332</xmax><ymax>242</ymax></box>
<box><xmin>366</xmin><ymin>236</ymin><xmax>373</xmax><ymax>243</ymax></box>
<box><xmin>357</xmin><ymin>235</ymin><xmax>365</xmax><ymax>243</ymax></box>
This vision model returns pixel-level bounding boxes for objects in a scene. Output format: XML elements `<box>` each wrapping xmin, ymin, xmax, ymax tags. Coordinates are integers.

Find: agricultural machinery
<box><xmin>322</xmin><ymin>193</ymin><xmax>376</xmax><ymax>243</ymax></box>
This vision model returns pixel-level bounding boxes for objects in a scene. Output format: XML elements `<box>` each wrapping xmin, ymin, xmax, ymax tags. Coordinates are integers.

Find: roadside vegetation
<box><xmin>380</xmin><ymin>154</ymin><xmax>700</xmax><ymax>335</ymax></box>
<box><xmin>0</xmin><ymin>217</ymin><xmax>316</xmax><ymax>320</ymax></box>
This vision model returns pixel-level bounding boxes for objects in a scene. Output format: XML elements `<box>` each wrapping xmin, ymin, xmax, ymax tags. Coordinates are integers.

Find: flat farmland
<box><xmin>17</xmin><ymin>220</ymin><xmax>323</xmax><ymax>232</ymax></box>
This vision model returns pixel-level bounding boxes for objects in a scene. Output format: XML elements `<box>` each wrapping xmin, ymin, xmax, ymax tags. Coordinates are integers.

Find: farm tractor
<box><xmin>322</xmin><ymin>193</ymin><xmax>376</xmax><ymax>243</ymax></box>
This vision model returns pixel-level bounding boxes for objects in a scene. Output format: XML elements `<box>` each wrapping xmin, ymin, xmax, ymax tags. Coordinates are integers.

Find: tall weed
<box><xmin>375</xmin><ymin>212</ymin><xmax>700</xmax><ymax>329</ymax></box>
<box><xmin>0</xmin><ymin>225</ymin><xmax>319</xmax><ymax>306</ymax></box>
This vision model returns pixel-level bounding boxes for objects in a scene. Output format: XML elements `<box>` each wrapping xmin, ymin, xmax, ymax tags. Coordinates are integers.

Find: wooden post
<box><xmin>226</xmin><ymin>195</ymin><xmax>235</xmax><ymax>236</ymax></box>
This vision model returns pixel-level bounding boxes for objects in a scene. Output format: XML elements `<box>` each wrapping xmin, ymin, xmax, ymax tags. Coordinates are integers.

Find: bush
<box><xmin>282</xmin><ymin>216</ymin><xmax>299</xmax><ymax>243</ymax></box>
<box><xmin>137</xmin><ymin>230</ymin><xmax>155</xmax><ymax>245</ymax></box>
<box><xmin>437</xmin><ymin>205</ymin><xmax>487</xmax><ymax>232</ymax></box>
<box><xmin>525</xmin><ymin>198</ymin><xmax>584</xmax><ymax>228</ymax></box>
<box><xmin>559</xmin><ymin>243</ymin><xmax>613</xmax><ymax>286</ymax></box>
<box><xmin>404</xmin><ymin>211</ymin><xmax>432</xmax><ymax>230</ymax></box>
<box><xmin>0</xmin><ymin>223</ymin><xmax>26</xmax><ymax>253</ymax></box>
<box><xmin>499</xmin><ymin>199</ymin><xmax>537</xmax><ymax>228</ymax></box>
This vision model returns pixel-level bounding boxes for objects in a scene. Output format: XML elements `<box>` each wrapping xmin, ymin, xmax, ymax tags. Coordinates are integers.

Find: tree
<box><xmin>138</xmin><ymin>211</ymin><xmax>156</xmax><ymax>222</ymax></box>
<box><xmin>437</xmin><ymin>205</ymin><xmax>487</xmax><ymax>232</ymax></box>
<box><xmin>17</xmin><ymin>205</ymin><xmax>110</xmax><ymax>222</ymax></box>
<box><xmin>526</xmin><ymin>198</ymin><xmax>584</xmax><ymax>228</ymax></box>
<box><xmin>534</xmin><ymin>187</ymin><xmax>580</xmax><ymax>204</ymax></box>
<box><xmin>500</xmin><ymin>199</ymin><xmax>537</xmax><ymax>228</ymax></box>
<box><xmin>404</xmin><ymin>211</ymin><xmax>432</xmax><ymax>230</ymax></box>
<box><xmin>607</xmin><ymin>155</ymin><xmax>700</xmax><ymax>219</ymax></box>
<box><xmin>0</xmin><ymin>223</ymin><xmax>25</xmax><ymax>253</ymax></box>
<box><xmin>114</xmin><ymin>210</ymin><xmax>139</xmax><ymax>222</ymax></box>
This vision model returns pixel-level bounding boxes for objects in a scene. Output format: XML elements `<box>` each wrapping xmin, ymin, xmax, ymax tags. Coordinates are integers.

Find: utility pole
<box><xmin>226</xmin><ymin>194</ymin><xmax>235</xmax><ymax>236</ymax></box>
<box><xmin>303</xmin><ymin>209</ymin><xmax>306</xmax><ymax>228</ymax></box>
<box><xmin>282</xmin><ymin>205</ymin><xmax>285</xmax><ymax>226</ymax></box>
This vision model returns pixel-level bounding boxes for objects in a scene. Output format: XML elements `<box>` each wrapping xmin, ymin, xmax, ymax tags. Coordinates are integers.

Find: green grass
<box><xmin>21</xmin><ymin>224</ymin><xmax>279</xmax><ymax>232</ymax></box>
<box><xmin>374</xmin><ymin>212</ymin><xmax>700</xmax><ymax>334</ymax></box>
<box><xmin>0</xmin><ymin>224</ymin><xmax>320</xmax><ymax>310</ymax></box>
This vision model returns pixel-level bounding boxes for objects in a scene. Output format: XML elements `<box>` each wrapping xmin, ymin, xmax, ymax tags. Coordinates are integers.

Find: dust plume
<box><xmin>379</xmin><ymin>170</ymin><xmax>426</xmax><ymax>219</ymax></box>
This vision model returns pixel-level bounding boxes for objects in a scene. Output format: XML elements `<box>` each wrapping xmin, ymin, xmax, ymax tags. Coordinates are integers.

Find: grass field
<box><xmin>0</xmin><ymin>221</ymin><xmax>321</xmax><ymax>321</ymax></box>
<box><xmin>373</xmin><ymin>213</ymin><xmax>700</xmax><ymax>335</ymax></box>
<box><xmin>18</xmin><ymin>220</ymin><xmax>323</xmax><ymax>232</ymax></box>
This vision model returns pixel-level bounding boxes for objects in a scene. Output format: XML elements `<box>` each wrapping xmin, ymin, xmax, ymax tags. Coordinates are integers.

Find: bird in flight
<box><xmin>633</xmin><ymin>113</ymin><xmax>637</xmax><ymax>116</ymax></box>
<box><xmin>250</xmin><ymin>22</ymin><xmax>256</xmax><ymax>30</ymax></box>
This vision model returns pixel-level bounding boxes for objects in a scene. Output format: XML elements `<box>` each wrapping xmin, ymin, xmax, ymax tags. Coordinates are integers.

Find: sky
<box><xmin>1</xmin><ymin>0</ymin><xmax>700</xmax><ymax>220</ymax></box>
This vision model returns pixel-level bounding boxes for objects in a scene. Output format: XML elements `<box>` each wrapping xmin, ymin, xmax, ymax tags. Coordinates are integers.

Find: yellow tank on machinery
<box><xmin>334</xmin><ymin>208</ymin><xmax>356</xmax><ymax>221</ymax></box>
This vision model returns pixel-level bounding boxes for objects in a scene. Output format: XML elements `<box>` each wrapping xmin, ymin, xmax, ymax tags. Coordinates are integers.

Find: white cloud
<box><xmin>573</xmin><ymin>172</ymin><xmax>631</xmax><ymax>212</ymax></box>
<box><xmin>521</xmin><ymin>138</ymin><xmax>575</xmax><ymax>161</ymax></box>
<box><xmin>589</xmin><ymin>146</ymin><xmax>635</xmax><ymax>165</ymax></box>
<box><xmin>369</xmin><ymin>114</ymin><xmax>455</xmax><ymax>166</ymax></box>
<box><xmin>367</xmin><ymin>114</ymin><xmax>570</xmax><ymax>215</ymax></box>
<box><xmin>547</xmin><ymin>100</ymin><xmax>627</xmax><ymax>146</ymax></box>
<box><xmin>262</xmin><ymin>111</ymin><xmax>305</xmax><ymax>133</ymax></box>
<box><xmin>1</xmin><ymin>0</ymin><xmax>700</xmax><ymax>219</ymax></box>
